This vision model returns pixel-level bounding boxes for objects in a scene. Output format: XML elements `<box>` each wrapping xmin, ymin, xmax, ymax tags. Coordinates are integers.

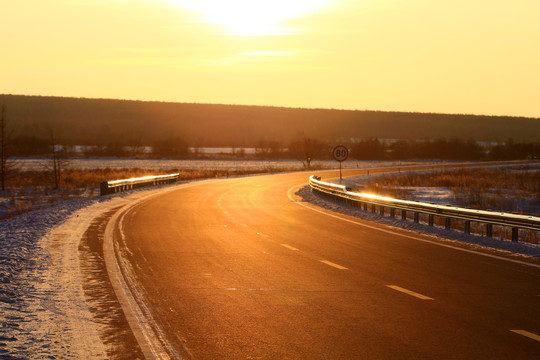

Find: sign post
<box><xmin>332</xmin><ymin>145</ymin><xmax>349</xmax><ymax>184</ymax></box>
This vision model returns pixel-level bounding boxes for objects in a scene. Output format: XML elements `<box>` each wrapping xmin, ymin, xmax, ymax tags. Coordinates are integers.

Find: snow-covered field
<box><xmin>334</xmin><ymin>163</ymin><xmax>540</xmax><ymax>216</ymax></box>
<box><xmin>296</xmin><ymin>165</ymin><xmax>540</xmax><ymax>257</ymax></box>
<box><xmin>1</xmin><ymin>194</ymin><xmax>105</xmax><ymax>358</ymax></box>
<box><xmin>15</xmin><ymin>157</ymin><xmax>414</xmax><ymax>171</ymax></box>
<box><xmin>0</xmin><ymin>183</ymin><xmax>189</xmax><ymax>359</ymax></box>
<box><xmin>2</xmin><ymin>159</ymin><xmax>420</xmax><ymax>219</ymax></box>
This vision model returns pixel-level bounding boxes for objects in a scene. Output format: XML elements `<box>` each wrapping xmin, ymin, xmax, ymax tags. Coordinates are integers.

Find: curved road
<box><xmin>117</xmin><ymin>169</ymin><xmax>540</xmax><ymax>359</ymax></box>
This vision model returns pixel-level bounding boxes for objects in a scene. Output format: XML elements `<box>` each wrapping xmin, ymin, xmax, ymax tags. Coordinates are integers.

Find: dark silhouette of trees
<box><xmin>388</xmin><ymin>140</ymin><xmax>412</xmax><ymax>160</ymax></box>
<box><xmin>10</xmin><ymin>136</ymin><xmax>49</xmax><ymax>156</ymax></box>
<box><xmin>254</xmin><ymin>139</ymin><xmax>272</xmax><ymax>157</ymax></box>
<box><xmin>489</xmin><ymin>139</ymin><xmax>540</xmax><ymax>160</ymax></box>
<box><xmin>255</xmin><ymin>139</ymin><xmax>283</xmax><ymax>158</ymax></box>
<box><xmin>126</xmin><ymin>138</ymin><xmax>146</xmax><ymax>158</ymax></box>
<box><xmin>104</xmin><ymin>142</ymin><xmax>127</xmax><ymax>157</ymax></box>
<box><xmin>152</xmin><ymin>137</ymin><xmax>188</xmax><ymax>158</ymax></box>
<box><xmin>288</xmin><ymin>137</ymin><xmax>326</xmax><ymax>169</ymax></box>
<box><xmin>0</xmin><ymin>105</ymin><xmax>18</xmax><ymax>190</ymax></box>
<box><xmin>48</xmin><ymin>129</ymin><xmax>70</xmax><ymax>189</ymax></box>
<box><xmin>1</xmin><ymin>94</ymin><xmax>539</xmax><ymax>148</ymax></box>
<box><xmin>349</xmin><ymin>138</ymin><xmax>492</xmax><ymax>161</ymax></box>
<box><xmin>1</xmin><ymin>105</ymin><xmax>7</xmax><ymax>190</ymax></box>
<box><xmin>351</xmin><ymin>138</ymin><xmax>386</xmax><ymax>160</ymax></box>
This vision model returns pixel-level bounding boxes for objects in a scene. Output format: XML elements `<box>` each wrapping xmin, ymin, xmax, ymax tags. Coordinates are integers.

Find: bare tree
<box><xmin>1</xmin><ymin>105</ymin><xmax>18</xmax><ymax>191</ymax></box>
<box><xmin>48</xmin><ymin>128</ymin><xmax>70</xmax><ymax>189</ymax></box>
<box><xmin>254</xmin><ymin>139</ymin><xmax>271</xmax><ymax>157</ymax></box>
<box><xmin>1</xmin><ymin>105</ymin><xmax>6</xmax><ymax>190</ymax></box>
<box><xmin>288</xmin><ymin>136</ymin><xmax>325</xmax><ymax>169</ymax></box>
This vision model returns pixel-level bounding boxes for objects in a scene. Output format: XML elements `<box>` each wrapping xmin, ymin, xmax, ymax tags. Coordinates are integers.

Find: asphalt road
<box><xmin>119</xmin><ymin>169</ymin><xmax>540</xmax><ymax>359</ymax></box>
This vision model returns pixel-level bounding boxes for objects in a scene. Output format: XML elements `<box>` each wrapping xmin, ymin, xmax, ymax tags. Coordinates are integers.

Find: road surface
<box><xmin>116</xmin><ymin>169</ymin><xmax>540</xmax><ymax>359</ymax></box>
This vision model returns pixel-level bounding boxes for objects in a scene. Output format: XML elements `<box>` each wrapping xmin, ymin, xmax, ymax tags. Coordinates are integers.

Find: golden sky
<box><xmin>1</xmin><ymin>0</ymin><xmax>539</xmax><ymax>117</ymax></box>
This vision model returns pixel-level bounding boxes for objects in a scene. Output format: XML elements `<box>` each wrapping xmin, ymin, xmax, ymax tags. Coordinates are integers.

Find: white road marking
<box><xmin>287</xmin><ymin>184</ymin><xmax>540</xmax><ymax>269</ymax></box>
<box><xmin>107</xmin><ymin>198</ymin><xmax>180</xmax><ymax>359</ymax></box>
<box><xmin>281</xmin><ymin>244</ymin><xmax>299</xmax><ymax>251</ymax></box>
<box><xmin>320</xmin><ymin>260</ymin><xmax>348</xmax><ymax>270</ymax></box>
<box><xmin>510</xmin><ymin>330</ymin><xmax>540</xmax><ymax>342</ymax></box>
<box><xmin>224</xmin><ymin>288</ymin><xmax>270</xmax><ymax>291</ymax></box>
<box><xmin>386</xmin><ymin>285</ymin><xmax>434</xmax><ymax>300</ymax></box>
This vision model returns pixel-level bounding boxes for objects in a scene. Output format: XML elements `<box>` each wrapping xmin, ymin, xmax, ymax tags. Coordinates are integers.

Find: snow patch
<box><xmin>0</xmin><ymin>183</ymin><xmax>185</xmax><ymax>359</ymax></box>
<box><xmin>296</xmin><ymin>185</ymin><xmax>540</xmax><ymax>258</ymax></box>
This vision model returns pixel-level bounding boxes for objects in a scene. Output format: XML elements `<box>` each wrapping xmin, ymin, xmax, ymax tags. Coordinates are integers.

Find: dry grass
<box><xmin>359</xmin><ymin>167</ymin><xmax>540</xmax><ymax>216</ymax></box>
<box><xmin>1</xmin><ymin>165</ymin><xmax>311</xmax><ymax>219</ymax></box>
<box><xmin>4</xmin><ymin>166</ymin><xmax>304</xmax><ymax>189</ymax></box>
<box><xmin>352</xmin><ymin>167</ymin><xmax>540</xmax><ymax>244</ymax></box>
<box><xmin>374</xmin><ymin>167</ymin><xmax>539</xmax><ymax>192</ymax></box>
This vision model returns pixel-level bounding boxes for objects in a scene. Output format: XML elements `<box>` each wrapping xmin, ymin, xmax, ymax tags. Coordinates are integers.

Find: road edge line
<box><xmin>103</xmin><ymin>182</ymin><xmax>212</xmax><ymax>359</ymax></box>
<box><xmin>104</xmin><ymin>201</ymin><xmax>173</xmax><ymax>359</ymax></box>
<box><xmin>287</xmin><ymin>184</ymin><xmax>540</xmax><ymax>269</ymax></box>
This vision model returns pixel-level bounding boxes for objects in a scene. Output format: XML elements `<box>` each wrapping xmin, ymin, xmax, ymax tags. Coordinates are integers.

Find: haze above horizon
<box><xmin>2</xmin><ymin>0</ymin><xmax>539</xmax><ymax>118</ymax></box>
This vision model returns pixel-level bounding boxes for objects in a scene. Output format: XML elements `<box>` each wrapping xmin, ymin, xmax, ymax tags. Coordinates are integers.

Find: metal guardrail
<box><xmin>309</xmin><ymin>175</ymin><xmax>540</xmax><ymax>242</ymax></box>
<box><xmin>100</xmin><ymin>173</ymin><xmax>179</xmax><ymax>196</ymax></box>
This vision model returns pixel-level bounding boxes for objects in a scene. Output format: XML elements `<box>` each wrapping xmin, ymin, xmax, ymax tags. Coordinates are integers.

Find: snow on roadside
<box><xmin>297</xmin><ymin>169</ymin><xmax>540</xmax><ymax>258</ymax></box>
<box><xmin>1</xmin><ymin>195</ymin><xmax>101</xmax><ymax>358</ymax></box>
<box><xmin>16</xmin><ymin>157</ymin><xmax>418</xmax><ymax>171</ymax></box>
<box><xmin>0</xmin><ymin>183</ymin><xmax>185</xmax><ymax>359</ymax></box>
<box><xmin>1</xmin><ymin>164</ymin><xmax>537</xmax><ymax>358</ymax></box>
<box><xmin>337</xmin><ymin>163</ymin><xmax>540</xmax><ymax>214</ymax></box>
<box><xmin>297</xmin><ymin>186</ymin><xmax>540</xmax><ymax>258</ymax></box>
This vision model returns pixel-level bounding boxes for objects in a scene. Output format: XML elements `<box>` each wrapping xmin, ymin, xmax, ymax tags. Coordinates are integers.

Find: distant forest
<box><xmin>1</xmin><ymin>94</ymin><xmax>539</xmax><ymax>161</ymax></box>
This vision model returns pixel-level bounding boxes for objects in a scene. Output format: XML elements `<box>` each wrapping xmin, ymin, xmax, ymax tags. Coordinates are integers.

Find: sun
<box><xmin>172</xmin><ymin>0</ymin><xmax>331</xmax><ymax>36</ymax></box>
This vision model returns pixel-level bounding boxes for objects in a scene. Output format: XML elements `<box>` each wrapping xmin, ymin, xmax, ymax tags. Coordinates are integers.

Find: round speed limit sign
<box><xmin>332</xmin><ymin>145</ymin><xmax>349</xmax><ymax>162</ymax></box>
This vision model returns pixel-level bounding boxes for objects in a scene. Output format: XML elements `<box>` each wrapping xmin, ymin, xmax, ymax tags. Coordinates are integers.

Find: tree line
<box><xmin>2</xmin><ymin>94</ymin><xmax>540</xmax><ymax>146</ymax></box>
<box><xmin>3</xmin><ymin>133</ymin><xmax>539</xmax><ymax>162</ymax></box>
<box><xmin>1</xmin><ymin>100</ymin><xmax>538</xmax><ymax>191</ymax></box>
<box><xmin>348</xmin><ymin>138</ymin><xmax>540</xmax><ymax>161</ymax></box>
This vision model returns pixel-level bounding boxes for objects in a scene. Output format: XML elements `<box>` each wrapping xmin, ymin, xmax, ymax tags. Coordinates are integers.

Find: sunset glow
<box><xmin>1</xmin><ymin>0</ymin><xmax>539</xmax><ymax>117</ymax></box>
<box><xmin>172</xmin><ymin>0</ymin><xmax>331</xmax><ymax>35</ymax></box>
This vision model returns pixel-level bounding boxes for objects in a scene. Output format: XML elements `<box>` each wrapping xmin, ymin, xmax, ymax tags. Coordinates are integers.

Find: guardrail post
<box><xmin>308</xmin><ymin>175</ymin><xmax>540</xmax><ymax>243</ymax></box>
<box><xmin>512</xmin><ymin>228</ymin><xmax>519</xmax><ymax>242</ymax></box>
<box><xmin>486</xmin><ymin>223</ymin><xmax>493</xmax><ymax>238</ymax></box>
<box><xmin>100</xmin><ymin>181</ymin><xmax>109</xmax><ymax>196</ymax></box>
